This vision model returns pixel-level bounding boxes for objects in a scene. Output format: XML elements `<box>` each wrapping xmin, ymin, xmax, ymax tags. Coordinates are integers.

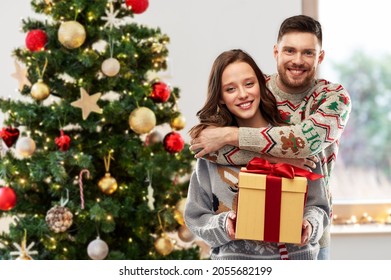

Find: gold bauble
<box><xmin>154</xmin><ymin>234</ymin><xmax>174</xmax><ymax>256</ymax></box>
<box><xmin>129</xmin><ymin>107</ymin><xmax>156</xmax><ymax>134</ymax></box>
<box><xmin>101</xmin><ymin>58</ymin><xmax>120</xmax><ymax>77</ymax></box>
<box><xmin>170</xmin><ymin>114</ymin><xmax>186</xmax><ymax>131</ymax></box>
<box><xmin>58</xmin><ymin>21</ymin><xmax>86</xmax><ymax>49</ymax></box>
<box><xmin>176</xmin><ymin>198</ymin><xmax>187</xmax><ymax>214</ymax></box>
<box><xmin>31</xmin><ymin>79</ymin><xmax>50</xmax><ymax>101</ymax></box>
<box><xmin>98</xmin><ymin>173</ymin><xmax>118</xmax><ymax>195</ymax></box>
<box><xmin>145</xmin><ymin>131</ymin><xmax>163</xmax><ymax>146</ymax></box>
<box><xmin>178</xmin><ymin>225</ymin><xmax>195</xmax><ymax>243</ymax></box>
<box><xmin>173</xmin><ymin>209</ymin><xmax>184</xmax><ymax>226</ymax></box>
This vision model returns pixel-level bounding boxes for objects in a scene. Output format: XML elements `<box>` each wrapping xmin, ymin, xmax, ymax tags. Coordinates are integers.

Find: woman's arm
<box><xmin>184</xmin><ymin>159</ymin><xmax>232</xmax><ymax>248</ymax></box>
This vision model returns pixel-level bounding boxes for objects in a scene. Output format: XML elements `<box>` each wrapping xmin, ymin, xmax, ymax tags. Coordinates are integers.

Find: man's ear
<box><xmin>318</xmin><ymin>50</ymin><xmax>325</xmax><ymax>65</ymax></box>
<box><xmin>273</xmin><ymin>44</ymin><xmax>279</xmax><ymax>59</ymax></box>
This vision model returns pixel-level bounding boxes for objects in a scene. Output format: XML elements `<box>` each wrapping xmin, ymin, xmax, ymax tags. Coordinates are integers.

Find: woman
<box><xmin>184</xmin><ymin>49</ymin><xmax>329</xmax><ymax>259</ymax></box>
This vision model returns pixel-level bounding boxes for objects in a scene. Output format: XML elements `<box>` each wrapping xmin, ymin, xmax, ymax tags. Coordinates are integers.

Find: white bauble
<box><xmin>87</xmin><ymin>237</ymin><xmax>109</xmax><ymax>260</ymax></box>
<box><xmin>101</xmin><ymin>58</ymin><xmax>120</xmax><ymax>77</ymax></box>
<box><xmin>15</xmin><ymin>136</ymin><xmax>36</xmax><ymax>158</ymax></box>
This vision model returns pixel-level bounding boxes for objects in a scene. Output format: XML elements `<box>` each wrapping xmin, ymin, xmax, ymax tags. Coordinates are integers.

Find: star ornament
<box><xmin>11</xmin><ymin>60</ymin><xmax>32</xmax><ymax>91</ymax></box>
<box><xmin>71</xmin><ymin>88</ymin><xmax>103</xmax><ymax>120</ymax></box>
<box><xmin>101</xmin><ymin>3</ymin><xmax>121</xmax><ymax>29</ymax></box>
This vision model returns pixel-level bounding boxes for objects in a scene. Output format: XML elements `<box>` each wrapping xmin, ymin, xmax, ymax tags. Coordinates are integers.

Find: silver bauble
<box><xmin>87</xmin><ymin>237</ymin><xmax>109</xmax><ymax>260</ymax></box>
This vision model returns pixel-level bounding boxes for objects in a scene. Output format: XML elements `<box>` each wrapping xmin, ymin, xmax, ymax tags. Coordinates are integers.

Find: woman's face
<box><xmin>220</xmin><ymin>61</ymin><xmax>263</xmax><ymax>127</ymax></box>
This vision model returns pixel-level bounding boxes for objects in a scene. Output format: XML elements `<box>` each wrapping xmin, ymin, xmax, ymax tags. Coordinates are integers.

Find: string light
<box><xmin>87</xmin><ymin>12</ymin><xmax>95</xmax><ymax>21</ymax></box>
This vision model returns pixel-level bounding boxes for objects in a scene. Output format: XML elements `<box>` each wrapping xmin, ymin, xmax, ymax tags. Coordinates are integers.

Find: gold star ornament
<box><xmin>11</xmin><ymin>60</ymin><xmax>32</xmax><ymax>91</ymax></box>
<box><xmin>71</xmin><ymin>88</ymin><xmax>103</xmax><ymax>120</ymax></box>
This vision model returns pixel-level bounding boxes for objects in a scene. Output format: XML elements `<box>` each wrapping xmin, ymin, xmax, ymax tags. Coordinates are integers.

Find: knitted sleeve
<box><xmin>184</xmin><ymin>159</ymin><xmax>232</xmax><ymax>248</ymax></box>
<box><xmin>239</xmin><ymin>84</ymin><xmax>351</xmax><ymax>158</ymax></box>
<box><xmin>302</xmin><ymin>162</ymin><xmax>330</xmax><ymax>243</ymax></box>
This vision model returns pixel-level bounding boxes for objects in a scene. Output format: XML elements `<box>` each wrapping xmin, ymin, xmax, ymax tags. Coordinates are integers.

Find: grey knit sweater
<box><xmin>184</xmin><ymin>158</ymin><xmax>330</xmax><ymax>260</ymax></box>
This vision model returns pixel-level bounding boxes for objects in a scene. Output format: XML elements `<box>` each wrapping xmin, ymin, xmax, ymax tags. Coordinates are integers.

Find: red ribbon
<box><xmin>241</xmin><ymin>157</ymin><xmax>323</xmax><ymax>242</ymax></box>
<box><xmin>243</xmin><ymin>157</ymin><xmax>323</xmax><ymax>181</ymax></box>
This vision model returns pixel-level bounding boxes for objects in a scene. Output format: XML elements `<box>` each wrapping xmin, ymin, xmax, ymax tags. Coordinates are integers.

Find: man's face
<box><xmin>273</xmin><ymin>32</ymin><xmax>324</xmax><ymax>93</ymax></box>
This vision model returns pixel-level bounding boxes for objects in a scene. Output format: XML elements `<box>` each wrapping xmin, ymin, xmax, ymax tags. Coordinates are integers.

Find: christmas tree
<box><xmin>0</xmin><ymin>0</ymin><xmax>201</xmax><ymax>260</ymax></box>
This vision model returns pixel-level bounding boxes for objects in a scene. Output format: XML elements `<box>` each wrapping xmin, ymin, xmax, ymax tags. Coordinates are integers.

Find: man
<box><xmin>189</xmin><ymin>15</ymin><xmax>351</xmax><ymax>260</ymax></box>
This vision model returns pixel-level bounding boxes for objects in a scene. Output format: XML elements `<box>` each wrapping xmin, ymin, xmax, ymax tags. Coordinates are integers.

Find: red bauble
<box><xmin>150</xmin><ymin>81</ymin><xmax>171</xmax><ymax>103</ymax></box>
<box><xmin>163</xmin><ymin>132</ymin><xmax>184</xmax><ymax>154</ymax></box>
<box><xmin>0</xmin><ymin>186</ymin><xmax>17</xmax><ymax>211</ymax></box>
<box><xmin>25</xmin><ymin>29</ymin><xmax>48</xmax><ymax>52</ymax></box>
<box><xmin>125</xmin><ymin>0</ymin><xmax>149</xmax><ymax>14</ymax></box>
<box><xmin>0</xmin><ymin>126</ymin><xmax>20</xmax><ymax>148</ymax></box>
<box><xmin>55</xmin><ymin>130</ymin><xmax>71</xmax><ymax>151</ymax></box>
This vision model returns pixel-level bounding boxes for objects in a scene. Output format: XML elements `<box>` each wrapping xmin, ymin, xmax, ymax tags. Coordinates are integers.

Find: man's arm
<box><xmin>191</xmin><ymin>84</ymin><xmax>351</xmax><ymax>161</ymax></box>
<box><xmin>192</xmin><ymin>142</ymin><xmax>318</xmax><ymax>170</ymax></box>
<box><xmin>190</xmin><ymin>126</ymin><xmax>239</xmax><ymax>156</ymax></box>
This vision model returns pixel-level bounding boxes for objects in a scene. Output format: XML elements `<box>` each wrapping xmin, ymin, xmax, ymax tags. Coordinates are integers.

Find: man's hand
<box><xmin>190</xmin><ymin>126</ymin><xmax>239</xmax><ymax>158</ymax></box>
<box><xmin>265</xmin><ymin>155</ymin><xmax>319</xmax><ymax>171</ymax></box>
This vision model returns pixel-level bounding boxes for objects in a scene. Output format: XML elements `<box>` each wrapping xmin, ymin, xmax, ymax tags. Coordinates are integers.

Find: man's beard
<box><xmin>277</xmin><ymin>64</ymin><xmax>315</xmax><ymax>93</ymax></box>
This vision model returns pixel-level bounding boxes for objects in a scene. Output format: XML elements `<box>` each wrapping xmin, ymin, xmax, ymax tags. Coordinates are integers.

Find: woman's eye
<box><xmin>226</xmin><ymin>87</ymin><xmax>235</xmax><ymax>93</ymax></box>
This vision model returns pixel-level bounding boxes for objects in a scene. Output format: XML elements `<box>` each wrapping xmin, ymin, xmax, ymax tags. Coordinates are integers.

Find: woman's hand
<box><xmin>300</xmin><ymin>219</ymin><xmax>313</xmax><ymax>246</ymax></box>
<box><xmin>225</xmin><ymin>211</ymin><xmax>237</xmax><ymax>240</ymax></box>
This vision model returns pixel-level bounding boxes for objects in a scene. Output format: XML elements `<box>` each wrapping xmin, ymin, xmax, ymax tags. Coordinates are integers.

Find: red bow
<box><xmin>55</xmin><ymin>130</ymin><xmax>71</xmax><ymax>151</ymax></box>
<box><xmin>244</xmin><ymin>157</ymin><xmax>323</xmax><ymax>181</ymax></box>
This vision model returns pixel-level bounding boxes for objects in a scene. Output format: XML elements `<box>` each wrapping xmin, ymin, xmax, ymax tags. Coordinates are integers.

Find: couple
<box><xmin>184</xmin><ymin>15</ymin><xmax>351</xmax><ymax>260</ymax></box>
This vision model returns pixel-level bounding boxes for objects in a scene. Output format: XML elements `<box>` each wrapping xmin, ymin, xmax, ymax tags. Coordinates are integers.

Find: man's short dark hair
<box><xmin>277</xmin><ymin>15</ymin><xmax>322</xmax><ymax>46</ymax></box>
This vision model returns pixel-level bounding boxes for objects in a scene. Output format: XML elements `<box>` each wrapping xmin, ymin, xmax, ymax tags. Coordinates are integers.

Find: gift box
<box><xmin>235</xmin><ymin>157</ymin><xmax>322</xmax><ymax>244</ymax></box>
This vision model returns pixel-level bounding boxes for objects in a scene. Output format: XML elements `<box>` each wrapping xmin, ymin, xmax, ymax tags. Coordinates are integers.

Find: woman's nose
<box><xmin>238</xmin><ymin>86</ymin><xmax>248</xmax><ymax>99</ymax></box>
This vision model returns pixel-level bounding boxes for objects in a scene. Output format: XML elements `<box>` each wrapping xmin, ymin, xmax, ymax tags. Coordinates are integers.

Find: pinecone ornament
<box><xmin>45</xmin><ymin>205</ymin><xmax>73</xmax><ymax>233</ymax></box>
